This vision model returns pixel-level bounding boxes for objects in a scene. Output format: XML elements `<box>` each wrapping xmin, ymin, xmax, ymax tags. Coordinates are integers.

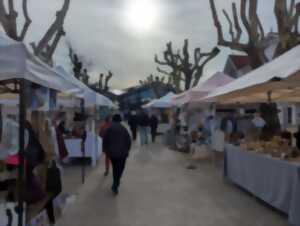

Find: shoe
<box><xmin>111</xmin><ymin>186</ymin><xmax>119</xmax><ymax>196</ymax></box>
<box><xmin>104</xmin><ymin>170</ymin><xmax>109</xmax><ymax>176</ymax></box>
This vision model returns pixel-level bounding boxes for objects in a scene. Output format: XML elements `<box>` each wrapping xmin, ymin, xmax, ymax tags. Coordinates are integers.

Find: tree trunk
<box><xmin>185</xmin><ymin>73</ymin><xmax>192</xmax><ymax>91</ymax></box>
<box><xmin>173</xmin><ymin>72</ymin><xmax>181</xmax><ymax>93</ymax></box>
<box><xmin>246</xmin><ymin>46</ymin><xmax>266</xmax><ymax>69</ymax></box>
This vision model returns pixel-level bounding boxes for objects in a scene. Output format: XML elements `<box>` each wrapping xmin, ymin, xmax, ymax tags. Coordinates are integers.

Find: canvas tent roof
<box><xmin>55</xmin><ymin>66</ymin><xmax>117</xmax><ymax>108</ymax></box>
<box><xmin>173</xmin><ymin>72</ymin><xmax>234</xmax><ymax>105</ymax></box>
<box><xmin>204</xmin><ymin>46</ymin><xmax>300</xmax><ymax>104</ymax></box>
<box><xmin>143</xmin><ymin>92</ymin><xmax>176</xmax><ymax>108</ymax></box>
<box><xmin>0</xmin><ymin>35</ymin><xmax>79</xmax><ymax>92</ymax></box>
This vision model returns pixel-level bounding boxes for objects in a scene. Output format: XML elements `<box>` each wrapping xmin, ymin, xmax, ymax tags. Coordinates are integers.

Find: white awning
<box><xmin>143</xmin><ymin>92</ymin><xmax>177</xmax><ymax>108</ymax></box>
<box><xmin>173</xmin><ymin>72</ymin><xmax>234</xmax><ymax>105</ymax></box>
<box><xmin>55</xmin><ymin>66</ymin><xmax>117</xmax><ymax>108</ymax></box>
<box><xmin>205</xmin><ymin>45</ymin><xmax>300</xmax><ymax>104</ymax></box>
<box><xmin>0</xmin><ymin>35</ymin><xmax>79</xmax><ymax>92</ymax></box>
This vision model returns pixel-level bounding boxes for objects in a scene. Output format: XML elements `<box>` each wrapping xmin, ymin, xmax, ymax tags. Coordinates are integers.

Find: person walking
<box><xmin>102</xmin><ymin>114</ymin><xmax>132</xmax><ymax>195</ymax></box>
<box><xmin>150</xmin><ymin>113</ymin><xmax>159</xmax><ymax>143</ymax></box>
<box><xmin>128</xmin><ymin>110</ymin><xmax>138</xmax><ymax>141</ymax></box>
<box><xmin>99</xmin><ymin>115</ymin><xmax>112</xmax><ymax>176</ymax></box>
<box><xmin>137</xmin><ymin>110</ymin><xmax>150</xmax><ymax>146</ymax></box>
<box><xmin>294</xmin><ymin>125</ymin><xmax>300</xmax><ymax>153</ymax></box>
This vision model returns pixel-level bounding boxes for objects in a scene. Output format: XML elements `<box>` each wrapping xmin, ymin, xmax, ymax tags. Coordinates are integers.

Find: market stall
<box><xmin>143</xmin><ymin>92</ymin><xmax>177</xmax><ymax>108</ymax></box>
<box><xmin>143</xmin><ymin>92</ymin><xmax>177</xmax><ymax>134</ymax></box>
<box><xmin>173</xmin><ymin>72</ymin><xmax>234</xmax><ymax>107</ymax></box>
<box><xmin>0</xmin><ymin>35</ymin><xmax>80</xmax><ymax>226</ymax></box>
<box><xmin>224</xmin><ymin>144</ymin><xmax>300</xmax><ymax>226</ymax></box>
<box><xmin>54</xmin><ymin>66</ymin><xmax>116</xmax><ymax>168</ymax></box>
<box><xmin>200</xmin><ymin>46</ymin><xmax>300</xmax><ymax>226</ymax></box>
<box><xmin>205</xmin><ymin>46</ymin><xmax>300</xmax><ymax>104</ymax></box>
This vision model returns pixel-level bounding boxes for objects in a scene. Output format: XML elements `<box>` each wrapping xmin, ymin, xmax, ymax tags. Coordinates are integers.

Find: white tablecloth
<box><xmin>64</xmin><ymin>133</ymin><xmax>102</xmax><ymax>167</ymax></box>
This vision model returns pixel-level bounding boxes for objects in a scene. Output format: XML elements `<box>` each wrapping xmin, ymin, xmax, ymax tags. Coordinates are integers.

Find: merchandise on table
<box><xmin>239</xmin><ymin>135</ymin><xmax>298</xmax><ymax>160</ymax></box>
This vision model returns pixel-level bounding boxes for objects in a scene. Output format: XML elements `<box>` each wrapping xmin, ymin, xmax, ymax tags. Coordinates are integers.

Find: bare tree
<box><xmin>97</xmin><ymin>71</ymin><xmax>113</xmax><ymax>92</ymax></box>
<box><xmin>209</xmin><ymin>0</ymin><xmax>300</xmax><ymax>138</ymax></box>
<box><xmin>139</xmin><ymin>74</ymin><xmax>172</xmax><ymax>97</ymax></box>
<box><xmin>104</xmin><ymin>71</ymin><xmax>113</xmax><ymax>91</ymax></box>
<box><xmin>274</xmin><ymin>0</ymin><xmax>300</xmax><ymax>56</ymax></box>
<box><xmin>209</xmin><ymin>0</ymin><xmax>268</xmax><ymax>68</ymax></box>
<box><xmin>0</xmin><ymin>0</ymin><xmax>32</xmax><ymax>41</ymax></box>
<box><xmin>69</xmin><ymin>46</ymin><xmax>83</xmax><ymax>80</ymax></box>
<box><xmin>82</xmin><ymin>68</ymin><xmax>90</xmax><ymax>85</ymax></box>
<box><xmin>31</xmin><ymin>0</ymin><xmax>70</xmax><ymax>65</ymax></box>
<box><xmin>0</xmin><ymin>0</ymin><xmax>70</xmax><ymax>65</ymax></box>
<box><xmin>98</xmin><ymin>73</ymin><xmax>104</xmax><ymax>90</ymax></box>
<box><xmin>155</xmin><ymin>39</ymin><xmax>219</xmax><ymax>91</ymax></box>
<box><xmin>210</xmin><ymin>0</ymin><xmax>300</xmax><ymax>68</ymax></box>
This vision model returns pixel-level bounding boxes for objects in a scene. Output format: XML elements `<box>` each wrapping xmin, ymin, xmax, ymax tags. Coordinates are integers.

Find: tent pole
<box><xmin>18</xmin><ymin>79</ymin><xmax>27</xmax><ymax>226</ymax></box>
<box><xmin>80</xmin><ymin>99</ymin><xmax>86</xmax><ymax>184</ymax></box>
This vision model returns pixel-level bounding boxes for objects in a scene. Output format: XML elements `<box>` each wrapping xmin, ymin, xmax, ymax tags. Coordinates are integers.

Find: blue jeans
<box><xmin>139</xmin><ymin>126</ymin><xmax>149</xmax><ymax>145</ymax></box>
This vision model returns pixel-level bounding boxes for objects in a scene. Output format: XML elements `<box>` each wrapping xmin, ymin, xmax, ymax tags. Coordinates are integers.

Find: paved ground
<box><xmin>58</xmin><ymin>141</ymin><xmax>288</xmax><ymax>226</ymax></box>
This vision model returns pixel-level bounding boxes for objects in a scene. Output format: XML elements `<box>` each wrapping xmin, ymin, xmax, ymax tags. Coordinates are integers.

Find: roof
<box><xmin>205</xmin><ymin>45</ymin><xmax>300</xmax><ymax>103</ymax></box>
<box><xmin>229</xmin><ymin>55</ymin><xmax>250</xmax><ymax>70</ymax></box>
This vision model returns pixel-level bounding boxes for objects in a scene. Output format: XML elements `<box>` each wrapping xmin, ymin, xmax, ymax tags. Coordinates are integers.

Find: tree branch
<box><xmin>222</xmin><ymin>9</ymin><xmax>235</xmax><ymax>42</ymax></box>
<box><xmin>232</xmin><ymin>3</ymin><xmax>242</xmax><ymax>43</ymax></box>
<box><xmin>0</xmin><ymin>1</ymin><xmax>8</xmax><ymax>31</ymax></box>
<box><xmin>157</xmin><ymin>66</ymin><xmax>172</xmax><ymax>76</ymax></box>
<box><xmin>19</xmin><ymin>0</ymin><xmax>32</xmax><ymax>41</ymax></box>
<box><xmin>192</xmin><ymin>47</ymin><xmax>220</xmax><ymax>87</ymax></box>
<box><xmin>33</xmin><ymin>0</ymin><xmax>70</xmax><ymax>62</ymax></box>
<box><xmin>154</xmin><ymin>54</ymin><xmax>168</xmax><ymax>65</ymax></box>
<box><xmin>210</xmin><ymin>0</ymin><xmax>247</xmax><ymax>51</ymax></box>
<box><xmin>209</xmin><ymin>0</ymin><xmax>226</xmax><ymax>46</ymax></box>
<box><xmin>289</xmin><ymin>0</ymin><xmax>296</xmax><ymax>16</ymax></box>
<box><xmin>240</xmin><ymin>0</ymin><xmax>252</xmax><ymax>42</ymax></box>
<box><xmin>45</xmin><ymin>28</ymin><xmax>66</xmax><ymax>64</ymax></box>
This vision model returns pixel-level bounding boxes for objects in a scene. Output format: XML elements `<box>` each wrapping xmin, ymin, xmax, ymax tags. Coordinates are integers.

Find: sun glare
<box><xmin>124</xmin><ymin>0</ymin><xmax>159</xmax><ymax>33</ymax></box>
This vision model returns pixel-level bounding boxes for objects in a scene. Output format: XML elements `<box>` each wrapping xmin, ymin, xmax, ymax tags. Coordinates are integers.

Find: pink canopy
<box><xmin>173</xmin><ymin>72</ymin><xmax>234</xmax><ymax>105</ymax></box>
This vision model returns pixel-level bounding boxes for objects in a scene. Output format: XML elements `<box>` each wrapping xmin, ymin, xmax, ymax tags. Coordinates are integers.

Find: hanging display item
<box><xmin>0</xmin><ymin>118</ymin><xmax>29</xmax><ymax>160</ymax></box>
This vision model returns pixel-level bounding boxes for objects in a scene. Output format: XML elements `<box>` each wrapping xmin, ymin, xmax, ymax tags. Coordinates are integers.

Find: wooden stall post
<box><xmin>18</xmin><ymin>79</ymin><xmax>27</xmax><ymax>226</ymax></box>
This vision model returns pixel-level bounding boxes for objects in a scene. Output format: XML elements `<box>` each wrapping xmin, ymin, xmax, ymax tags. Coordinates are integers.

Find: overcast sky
<box><xmin>17</xmin><ymin>0</ymin><xmax>277</xmax><ymax>89</ymax></box>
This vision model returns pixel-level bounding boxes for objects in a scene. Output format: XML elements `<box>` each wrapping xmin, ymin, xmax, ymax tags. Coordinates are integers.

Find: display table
<box><xmin>224</xmin><ymin>144</ymin><xmax>300</xmax><ymax>226</ymax></box>
<box><xmin>64</xmin><ymin>132</ymin><xmax>102</xmax><ymax>167</ymax></box>
<box><xmin>157</xmin><ymin>123</ymin><xmax>171</xmax><ymax>134</ymax></box>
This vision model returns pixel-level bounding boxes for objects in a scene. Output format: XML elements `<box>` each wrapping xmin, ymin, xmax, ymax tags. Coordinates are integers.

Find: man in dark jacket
<box><xmin>103</xmin><ymin>114</ymin><xmax>132</xmax><ymax>195</ymax></box>
<box><xmin>128</xmin><ymin>110</ymin><xmax>138</xmax><ymax>141</ymax></box>
<box><xmin>150</xmin><ymin>114</ymin><xmax>159</xmax><ymax>143</ymax></box>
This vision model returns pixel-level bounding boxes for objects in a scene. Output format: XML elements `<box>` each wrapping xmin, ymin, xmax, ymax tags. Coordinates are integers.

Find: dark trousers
<box><xmin>105</xmin><ymin>154</ymin><xmax>110</xmax><ymax>171</ymax></box>
<box><xmin>110</xmin><ymin>157</ymin><xmax>127</xmax><ymax>189</ymax></box>
<box><xmin>151</xmin><ymin>127</ymin><xmax>157</xmax><ymax>143</ymax></box>
<box><xmin>45</xmin><ymin>198</ymin><xmax>55</xmax><ymax>224</ymax></box>
<box><xmin>130</xmin><ymin>126</ymin><xmax>137</xmax><ymax>140</ymax></box>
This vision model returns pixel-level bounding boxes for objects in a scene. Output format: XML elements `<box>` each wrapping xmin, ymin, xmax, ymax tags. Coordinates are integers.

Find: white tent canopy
<box><xmin>143</xmin><ymin>92</ymin><xmax>176</xmax><ymax>108</ymax></box>
<box><xmin>0</xmin><ymin>35</ymin><xmax>79</xmax><ymax>92</ymax></box>
<box><xmin>55</xmin><ymin>66</ymin><xmax>117</xmax><ymax>108</ymax></box>
<box><xmin>204</xmin><ymin>46</ymin><xmax>300</xmax><ymax>104</ymax></box>
<box><xmin>173</xmin><ymin>72</ymin><xmax>234</xmax><ymax>105</ymax></box>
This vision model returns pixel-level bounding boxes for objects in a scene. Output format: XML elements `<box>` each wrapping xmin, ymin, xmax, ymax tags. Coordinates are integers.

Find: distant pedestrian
<box><xmin>294</xmin><ymin>125</ymin><xmax>300</xmax><ymax>153</ymax></box>
<box><xmin>150</xmin><ymin>113</ymin><xmax>159</xmax><ymax>143</ymax></box>
<box><xmin>128</xmin><ymin>110</ymin><xmax>138</xmax><ymax>141</ymax></box>
<box><xmin>138</xmin><ymin>110</ymin><xmax>150</xmax><ymax>146</ymax></box>
<box><xmin>103</xmin><ymin>114</ymin><xmax>132</xmax><ymax>195</ymax></box>
<box><xmin>99</xmin><ymin>115</ymin><xmax>112</xmax><ymax>176</ymax></box>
